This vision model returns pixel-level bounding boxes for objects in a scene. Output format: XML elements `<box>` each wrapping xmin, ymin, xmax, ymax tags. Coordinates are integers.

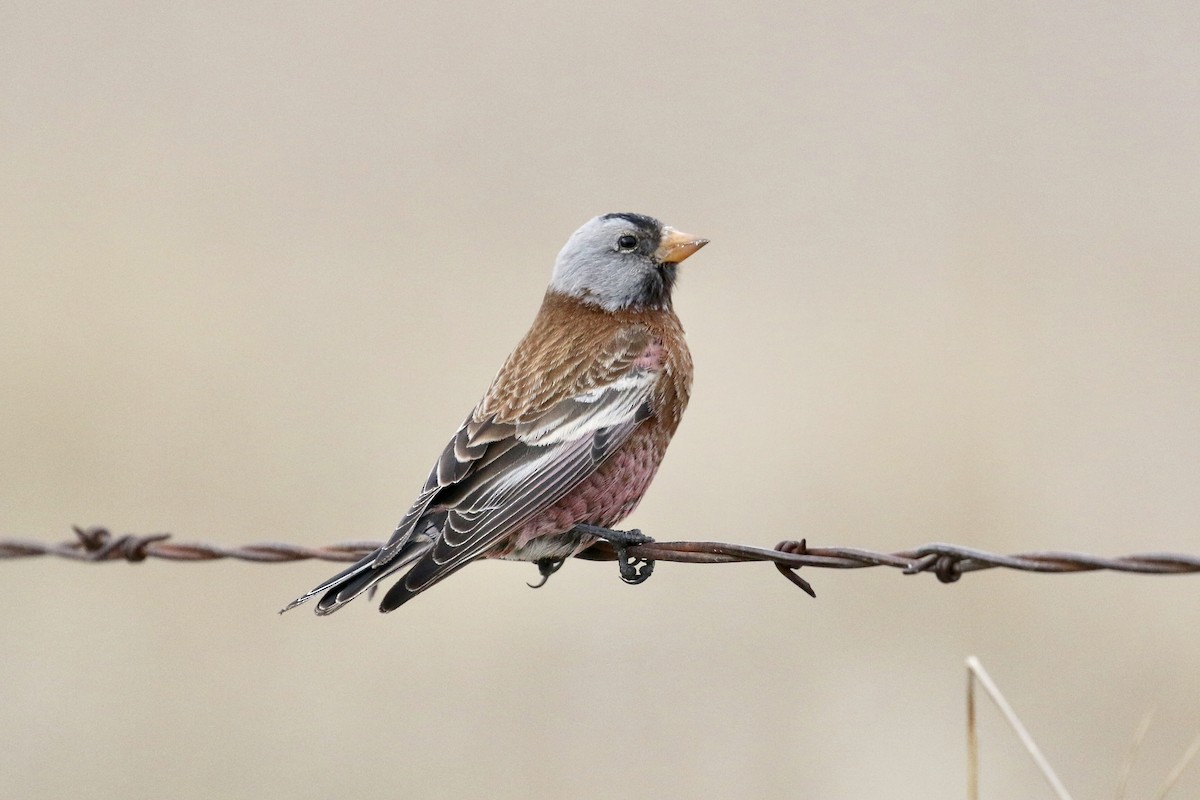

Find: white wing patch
<box><xmin>515</xmin><ymin>368</ymin><xmax>657</xmax><ymax>446</ymax></box>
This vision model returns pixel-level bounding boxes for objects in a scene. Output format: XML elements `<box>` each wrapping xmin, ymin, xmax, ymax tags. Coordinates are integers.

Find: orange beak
<box><xmin>654</xmin><ymin>227</ymin><xmax>709</xmax><ymax>264</ymax></box>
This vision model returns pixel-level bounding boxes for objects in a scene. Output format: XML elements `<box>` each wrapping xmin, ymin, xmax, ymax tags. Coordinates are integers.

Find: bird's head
<box><xmin>550</xmin><ymin>212</ymin><xmax>708</xmax><ymax>312</ymax></box>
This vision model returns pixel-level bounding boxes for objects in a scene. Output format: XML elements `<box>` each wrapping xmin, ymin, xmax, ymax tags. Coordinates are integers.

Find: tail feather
<box><xmin>378</xmin><ymin>557</ymin><xmax>474</xmax><ymax>613</ymax></box>
<box><xmin>280</xmin><ymin>538</ymin><xmax>432</xmax><ymax>616</ymax></box>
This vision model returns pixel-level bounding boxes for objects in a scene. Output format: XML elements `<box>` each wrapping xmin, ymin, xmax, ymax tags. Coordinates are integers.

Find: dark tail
<box><xmin>280</xmin><ymin>539</ymin><xmax>432</xmax><ymax>616</ymax></box>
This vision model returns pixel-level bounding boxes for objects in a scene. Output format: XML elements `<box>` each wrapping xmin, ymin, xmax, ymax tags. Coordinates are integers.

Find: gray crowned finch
<box><xmin>284</xmin><ymin>213</ymin><xmax>706</xmax><ymax>614</ymax></box>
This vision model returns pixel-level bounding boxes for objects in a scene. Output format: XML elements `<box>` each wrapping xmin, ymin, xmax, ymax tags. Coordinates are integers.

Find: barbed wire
<box><xmin>3</xmin><ymin>526</ymin><xmax>1199</xmax><ymax>597</ymax></box>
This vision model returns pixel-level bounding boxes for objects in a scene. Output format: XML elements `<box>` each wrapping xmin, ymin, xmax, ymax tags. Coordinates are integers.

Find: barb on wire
<box><xmin>0</xmin><ymin>526</ymin><xmax>379</xmax><ymax>564</ymax></box>
<box><xmin>3</xmin><ymin>526</ymin><xmax>1200</xmax><ymax>597</ymax></box>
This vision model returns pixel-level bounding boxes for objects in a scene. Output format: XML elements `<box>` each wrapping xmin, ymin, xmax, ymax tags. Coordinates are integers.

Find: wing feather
<box><xmin>373</xmin><ymin>325</ymin><xmax>660</xmax><ymax>610</ymax></box>
<box><xmin>286</xmin><ymin>315</ymin><xmax>665</xmax><ymax>615</ymax></box>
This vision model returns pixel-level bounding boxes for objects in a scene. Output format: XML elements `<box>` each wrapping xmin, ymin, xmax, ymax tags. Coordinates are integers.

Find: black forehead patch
<box><xmin>601</xmin><ymin>212</ymin><xmax>662</xmax><ymax>236</ymax></box>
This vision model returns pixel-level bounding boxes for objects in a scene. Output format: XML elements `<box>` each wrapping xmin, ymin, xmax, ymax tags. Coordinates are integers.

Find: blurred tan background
<box><xmin>3</xmin><ymin>2</ymin><xmax>1199</xmax><ymax>798</ymax></box>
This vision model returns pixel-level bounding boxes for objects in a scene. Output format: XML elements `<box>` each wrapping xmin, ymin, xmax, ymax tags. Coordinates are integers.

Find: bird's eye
<box><xmin>617</xmin><ymin>235</ymin><xmax>638</xmax><ymax>251</ymax></box>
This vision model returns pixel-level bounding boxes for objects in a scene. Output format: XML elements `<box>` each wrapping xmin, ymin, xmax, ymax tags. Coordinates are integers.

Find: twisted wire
<box><xmin>4</xmin><ymin>527</ymin><xmax>1198</xmax><ymax>596</ymax></box>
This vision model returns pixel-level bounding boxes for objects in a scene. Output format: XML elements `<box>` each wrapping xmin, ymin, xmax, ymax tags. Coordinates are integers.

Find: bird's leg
<box><xmin>528</xmin><ymin>557</ymin><xmax>567</xmax><ymax>589</ymax></box>
<box><xmin>572</xmin><ymin>524</ymin><xmax>655</xmax><ymax>585</ymax></box>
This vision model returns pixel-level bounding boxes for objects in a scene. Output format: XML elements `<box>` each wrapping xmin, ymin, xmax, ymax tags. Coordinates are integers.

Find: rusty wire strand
<box><xmin>3</xmin><ymin>527</ymin><xmax>1200</xmax><ymax>596</ymax></box>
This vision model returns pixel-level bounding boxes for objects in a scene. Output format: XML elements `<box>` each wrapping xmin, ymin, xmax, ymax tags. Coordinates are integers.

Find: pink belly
<box><xmin>488</xmin><ymin>428</ymin><xmax>667</xmax><ymax>562</ymax></box>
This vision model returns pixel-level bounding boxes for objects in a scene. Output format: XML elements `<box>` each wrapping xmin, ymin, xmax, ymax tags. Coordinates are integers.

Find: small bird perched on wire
<box><xmin>283</xmin><ymin>213</ymin><xmax>707</xmax><ymax>614</ymax></box>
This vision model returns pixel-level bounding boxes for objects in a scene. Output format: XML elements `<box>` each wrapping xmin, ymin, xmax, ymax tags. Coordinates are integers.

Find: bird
<box><xmin>282</xmin><ymin>212</ymin><xmax>707</xmax><ymax>615</ymax></box>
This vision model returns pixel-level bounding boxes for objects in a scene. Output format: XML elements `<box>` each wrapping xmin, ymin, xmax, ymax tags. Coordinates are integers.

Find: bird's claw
<box><xmin>615</xmin><ymin>545</ymin><xmax>655</xmax><ymax>584</ymax></box>
<box><xmin>573</xmin><ymin>524</ymin><xmax>656</xmax><ymax>585</ymax></box>
<box><xmin>528</xmin><ymin>557</ymin><xmax>567</xmax><ymax>589</ymax></box>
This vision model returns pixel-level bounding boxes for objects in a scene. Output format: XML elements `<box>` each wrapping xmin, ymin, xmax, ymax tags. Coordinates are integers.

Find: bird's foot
<box><xmin>528</xmin><ymin>557</ymin><xmax>567</xmax><ymax>589</ymax></box>
<box><xmin>573</xmin><ymin>524</ymin><xmax>656</xmax><ymax>585</ymax></box>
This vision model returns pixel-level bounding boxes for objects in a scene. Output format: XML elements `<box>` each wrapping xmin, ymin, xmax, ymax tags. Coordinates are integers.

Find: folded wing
<box><xmin>284</xmin><ymin>323</ymin><xmax>662</xmax><ymax>615</ymax></box>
